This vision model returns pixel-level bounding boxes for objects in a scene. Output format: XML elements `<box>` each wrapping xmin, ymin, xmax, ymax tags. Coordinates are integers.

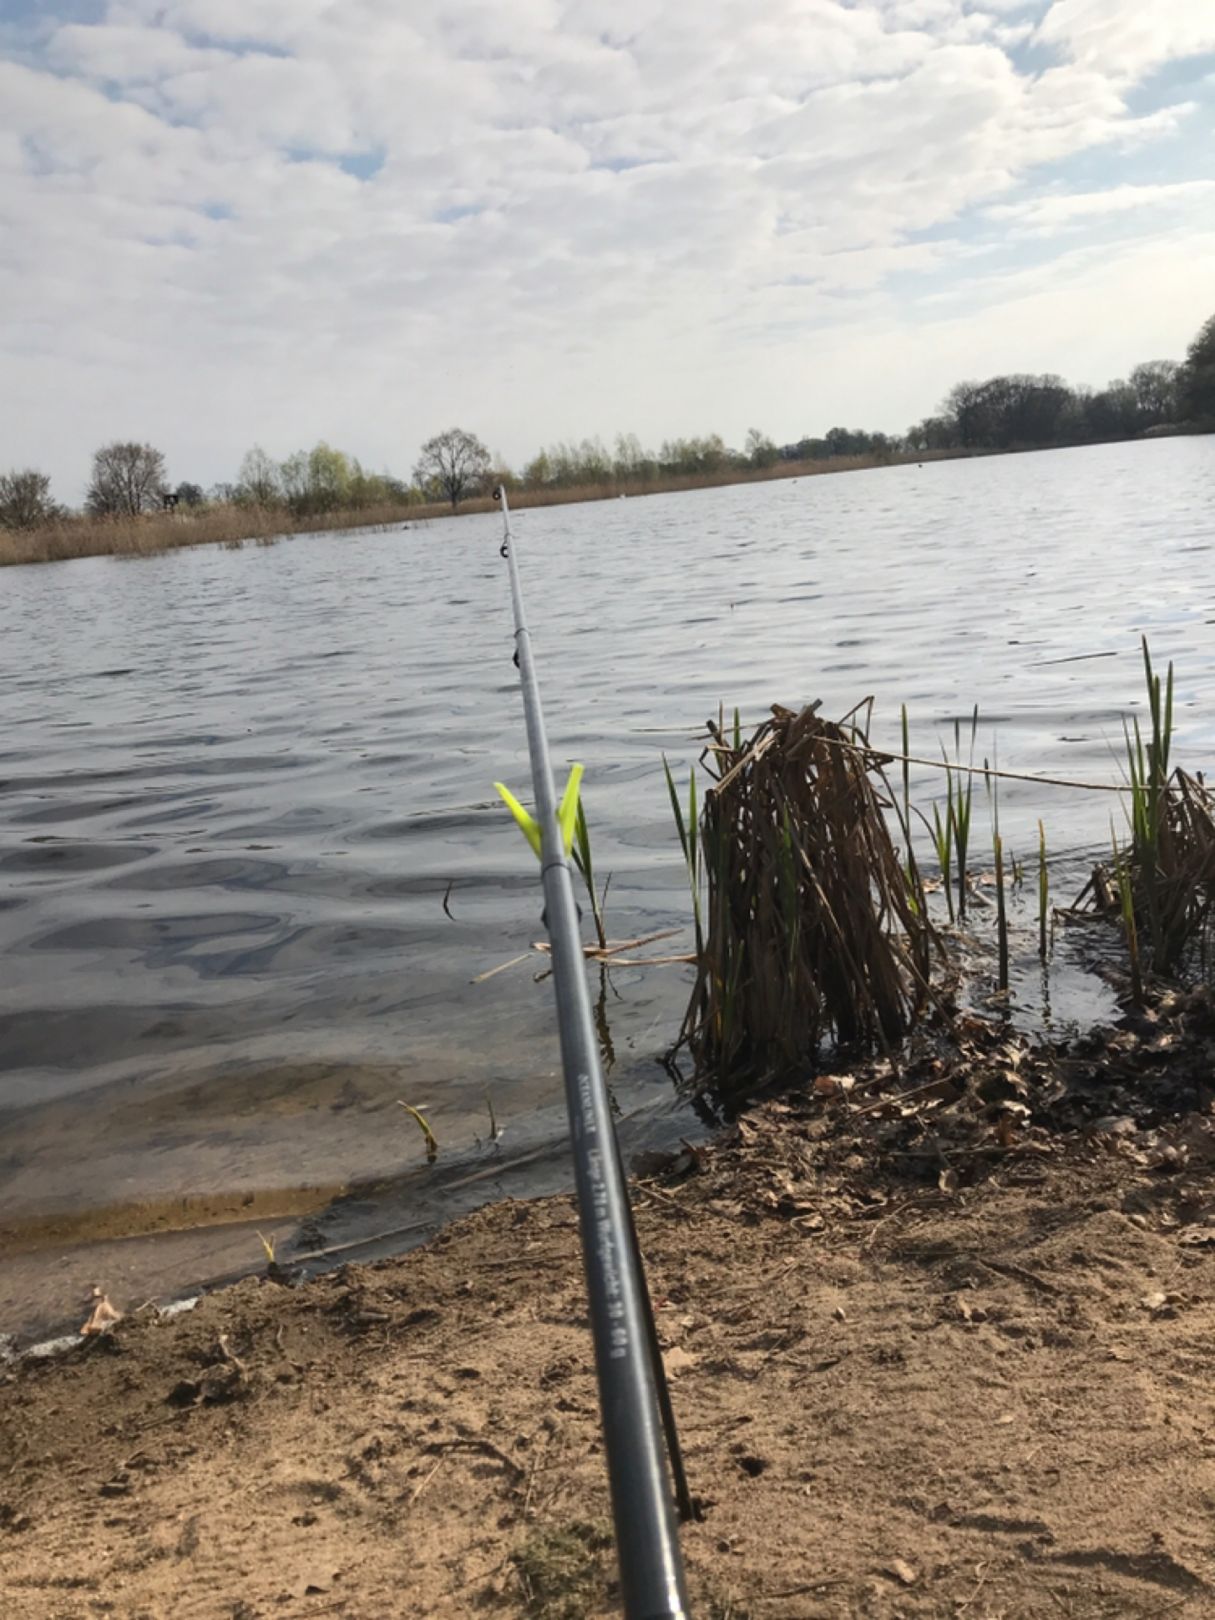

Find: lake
<box><xmin>2</xmin><ymin>437</ymin><xmax>1213</xmax><ymax>1338</ymax></box>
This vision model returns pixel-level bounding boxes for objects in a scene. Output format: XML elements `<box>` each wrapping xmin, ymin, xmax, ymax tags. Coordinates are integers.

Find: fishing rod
<box><xmin>492</xmin><ymin>486</ymin><xmax>693</xmax><ymax>1620</ymax></box>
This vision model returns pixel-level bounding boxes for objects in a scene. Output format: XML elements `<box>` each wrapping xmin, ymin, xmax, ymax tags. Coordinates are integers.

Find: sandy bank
<box><xmin>3</xmin><ymin>999</ymin><xmax>1214</xmax><ymax>1618</ymax></box>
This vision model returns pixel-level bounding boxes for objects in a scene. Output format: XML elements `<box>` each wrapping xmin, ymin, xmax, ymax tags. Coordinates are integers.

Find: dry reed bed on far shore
<box><xmin>0</xmin><ymin>500</ymin><xmax>411</xmax><ymax>568</ymax></box>
<box><xmin>0</xmin><ymin>449</ymin><xmax>954</xmax><ymax>569</ymax></box>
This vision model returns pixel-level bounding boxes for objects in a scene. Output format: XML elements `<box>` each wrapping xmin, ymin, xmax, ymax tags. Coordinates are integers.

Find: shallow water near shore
<box><xmin>2</xmin><ymin>436</ymin><xmax>1213</xmax><ymax>1337</ymax></box>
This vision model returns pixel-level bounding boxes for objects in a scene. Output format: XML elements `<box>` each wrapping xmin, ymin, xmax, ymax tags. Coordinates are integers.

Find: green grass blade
<box><xmin>572</xmin><ymin>800</ymin><xmax>607</xmax><ymax>950</ymax></box>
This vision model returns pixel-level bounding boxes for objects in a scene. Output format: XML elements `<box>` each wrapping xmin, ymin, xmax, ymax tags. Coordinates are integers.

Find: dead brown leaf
<box><xmin>81</xmin><ymin>1289</ymin><xmax>123</xmax><ymax>1336</ymax></box>
<box><xmin>884</xmin><ymin>1557</ymin><xmax>918</xmax><ymax>1586</ymax></box>
<box><xmin>661</xmin><ymin>1346</ymin><xmax>699</xmax><ymax>1380</ymax></box>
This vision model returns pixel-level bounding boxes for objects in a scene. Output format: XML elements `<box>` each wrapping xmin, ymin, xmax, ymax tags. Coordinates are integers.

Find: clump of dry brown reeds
<box><xmin>0</xmin><ymin>500</ymin><xmax>426</xmax><ymax>569</ymax></box>
<box><xmin>1144</xmin><ymin>768</ymin><xmax>1215</xmax><ymax>971</ymax></box>
<box><xmin>668</xmin><ymin>702</ymin><xmax>937</xmax><ymax>1099</ymax></box>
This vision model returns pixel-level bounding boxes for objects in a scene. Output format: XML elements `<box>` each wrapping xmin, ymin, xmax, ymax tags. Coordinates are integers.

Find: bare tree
<box><xmin>0</xmin><ymin>469</ymin><xmax>64</xmax><ymax>530</ymax></box>
<box><xmin>86</xmin><ymin>442</ymin><xmax>167</xmax><ymax>517</ymax></box>
<box><xmin>413</xmin><ymin>428</ymin><xmax>491</xmax><ymax>510</ymax></box>
<box><xmin>745</xmin><ymin>427</ymin><xmax>778</xmax><ymax>469</ymax></box>
<box><xmin>1180</xmin><ymin>311</ymin><xmax>1215</xmax><ymax>422</ymax></box>
<box><xmin>1128</xmin><ymin>361</ymin><xmax>1181</xmax><ymax>427</ymax></box>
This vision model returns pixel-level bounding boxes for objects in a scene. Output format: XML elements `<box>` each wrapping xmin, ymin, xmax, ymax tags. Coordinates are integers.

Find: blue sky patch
<box><xmin>435</xmin><ymin>203</ymin><xmax>484</xmax><ymax>223</ymax></box>
<box><xmin>339</xmin><ymin>150</ymin><xmax>386</xmax><ymax>181</ymax></box>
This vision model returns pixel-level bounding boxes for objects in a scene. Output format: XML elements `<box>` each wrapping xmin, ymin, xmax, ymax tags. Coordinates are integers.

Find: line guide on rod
<box><xmin>491</xmin><ymin>486</ymin><xmax>693</xmax><ymax>1620</ymax></box>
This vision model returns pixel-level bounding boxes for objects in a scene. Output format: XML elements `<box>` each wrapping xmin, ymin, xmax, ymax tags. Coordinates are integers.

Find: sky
<box><xmin>2</xmin><ymin>0</ymin><xmax>1214</xmax><ymax>501</ymax></box>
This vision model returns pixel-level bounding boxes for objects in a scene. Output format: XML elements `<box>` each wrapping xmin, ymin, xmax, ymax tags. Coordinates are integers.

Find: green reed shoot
<box><xmin>984</xmin><ymin>749</ymin><xmax>1009</xmax><ymax>992</ymax></box>
<box><xmin>1120</xmin><ymin>636</ymin><xmax>1175</xmax><ymax>964</ymax></box>
<box><xmin>881</xmin><ymin>704</ymin><xmax>927</xmax><ymax>918</ymax></box>
<box><xmin>896</xmin><ymin>704</ymin><xmax>924</xmax><ymax>914</ymax></box>
<box><xmin>663</xmin><ymin>756</ymin><xmax>703</xmax><ymax>956</ymax></box>
<box><xmin>993</xmin><ymin>832</ymin><xmax>1009</xmax><ymax>993</ymax></box>
<box><xmin>929</xmin><ymin>793</ymin><xmax>954</xmax><ymax>923</ymax></box>
<box><xmin>1110</xmin><ymin>827</ymin><xmax>1144</xmax><ymax>1005</ymax></box>
<box><xmin>949</xmin><ymin>706</ymin><xmax>979</xmax><ymax>920</ymax></box>
<box><xmin>922</xmin><ymin>709</ymin><xmax>977</xmax><ymax>924</ymax></box>
<box><xmin>397</xmin><ymin>1100</ymin><xmax>439</xmax><ymax>1163</ymax></box>
<box><xmin>571</xmin><ymin>800</ymin><xmax>608</xmax><ymax>950</ymax></box>
<box><xmin>1037</xmin><ymin>820</ymin><xmax>1049</xmax><ymax>960</ymax></box>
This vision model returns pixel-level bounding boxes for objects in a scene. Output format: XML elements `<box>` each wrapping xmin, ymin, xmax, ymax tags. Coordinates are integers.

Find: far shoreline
<box><xmin>2</xmin><ymin>429</ymin><xmax>1204</xmax><ymax>572</ymax></box>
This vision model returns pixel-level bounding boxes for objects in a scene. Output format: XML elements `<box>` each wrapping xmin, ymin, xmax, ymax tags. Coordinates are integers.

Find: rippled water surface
<box><xmin>2</xmin><ymin>438</ymin><xmax>1213</xmax><ymax>1333</ymax></box>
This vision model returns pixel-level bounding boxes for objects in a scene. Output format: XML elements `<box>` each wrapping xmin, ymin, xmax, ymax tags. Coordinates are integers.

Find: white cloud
<box><xmin>988</xmin><ymin>179</ymin><xmax>1215</xmax><ymax>232</ymax></box>
<box><xmin>47</xmin><ymin>22</ymin><xmax>233</xmax><ymax>82</ymax></box>
<box><xmin>0</xmin><ymin>0</ymin><xmax>1212</xmax><ymax>499</ymax></box>
<box><xmin>1035</xmin><ymin>0</ymin><xmax>1215</xmax><ymax>77</ymax></box>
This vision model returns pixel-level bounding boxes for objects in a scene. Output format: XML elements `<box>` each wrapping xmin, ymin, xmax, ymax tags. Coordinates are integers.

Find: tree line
<box><xmin>2</xmin><ymin>312</ymin><xmax>1213</xmax><ymax>532</ymax></box>
<box><xmin>907</xmin><ymin>359</ymin><xmax>1190</xmax><ymax>454</ymax></box>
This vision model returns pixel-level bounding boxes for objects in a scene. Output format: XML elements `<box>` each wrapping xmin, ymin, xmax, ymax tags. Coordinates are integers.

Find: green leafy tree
<box><xmin>346</xmin><ymin>461</ymin><xmax>416</xmax><ymax>508</ymax></box>
<box><xmin>659</xmin><ymin>434</ymin><xmax>731</xmax><ymax>474</ymax></box>
<box><xmin>346</xmin><ymin>460</ymin><xmax>381</xmax><ymax>508</ymax></box>
<box><xmin>0</xmin><ymin>468</ymin><xmax>64</xmax><ymax>529</ymax></box>
<box><xmin>86</xmin><ymin>441</ymin><xmax>166</xmax><ymax>516</ymax></box>
<box><xmin>549</xmin><ymin>442</ymin><xmax>582</xmax><ymax>485</ymax></box>
<box><xmin>278</xmin><ymin>443</ymin><xmax>356</xmax><ymax>515</ymax></box>
<box><xmin>485</xmin><ymin>457</ymin><xmax>517</xmax><ymax>493</ymax></box>
<box><xmin>413</xmin><ymin>427</ymin><xmax>491</xmax><ymax>509</ymax></box>
<box><xmin>236</xmin><ymin>446</ymin><xmax>283</xmax><ymax>506</ymax></box>
<box><xmin>279</xmin><ymin>451</ymin><xmax>310</xmax><ymax>512</ymax></box>
<box><xmin>306</xmin><ymin>443</ymin><xmax>353</xmax><ymax>511</ymax></box>
<box><xmin>523</xmin><ymin>448</ymin><xmax>554</xmax><ymax>486</ymax></box>
<box><xmin>575</xmin><ymin>436</ymin><xmax>612</xmax><ymax>483</ymax></box>
<box><xmin>612</xmin><ymin>432</ymin><xmax>655</xmax><ymax>482</ymax></box>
